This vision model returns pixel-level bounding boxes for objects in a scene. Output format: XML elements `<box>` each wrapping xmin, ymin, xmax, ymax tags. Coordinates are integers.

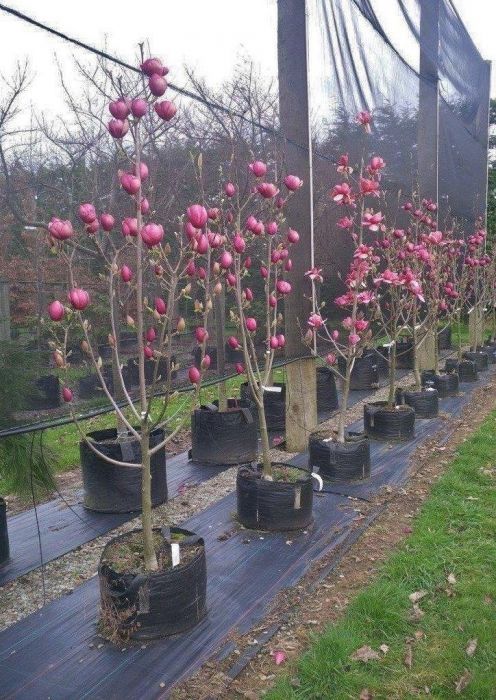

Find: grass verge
<box><xmin>267</xmin><ymin>409</ymin><xmax>496</xmax><ymax>699</ymax></box>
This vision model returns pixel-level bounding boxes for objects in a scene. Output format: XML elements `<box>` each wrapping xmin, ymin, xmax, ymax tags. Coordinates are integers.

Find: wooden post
<box><xmin>418</xmin><ymin>0</ymin><xmax>440</xmax><ymax>205</ymax></box>
<box><xmin>278</xmin><ymin>0</ymin><xmax>317</xmax><ymax>452</ymax></box>
<box><xmin>0</xmin><ymin>280</ymin><xmax>11</xmax><ymax>342</ymax></box>
<box><xmin>417</xmin><ymin>328</ymin><xmax>436</xmax><ymax>372</ymax></box>
<box><xmin>469</xmin><ymin>307</ymin><xmax>483</xmax><ymax>349</ymax></box>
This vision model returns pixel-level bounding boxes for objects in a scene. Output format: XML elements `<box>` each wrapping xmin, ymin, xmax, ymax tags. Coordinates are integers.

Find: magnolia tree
<box><xmin>210</xmin><ymin>161</ymin><xmax>302</xmax><ymax>479</ymax></box>
<box><xmin>46</xmin><ymin>56</ymin><xmax>217</xmax><ymax>572</ymax></box>
<box><xmin>305</xmin><ymin>144</ymin><xmax>386</xmax><ymax>442</ymax></box>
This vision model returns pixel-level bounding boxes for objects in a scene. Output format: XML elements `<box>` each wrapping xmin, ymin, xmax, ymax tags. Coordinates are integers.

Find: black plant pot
<box><xmin>338</xmin><ymin>354</ymin><xmax>379</xmax><ymax>391</ymax></box>
<box><xmin>80</xmin><ymin>428</ymin><xmax>167</xmax><ymax>513</ymax></box>
<box><xmin>422</xmin><ymin>370</ymin><xmax>459</xmax><ymax>397</ymax></box>
<box><xmin>79</xmin><ymin>365</ymin><xmax>114</xmax><ymax>399</ymax></box>
<box><xmin>476</xmin><ymin>345</ymin><xmax>496</xmax><ymax>364</ymax></box>
<box><xmin>125</xmin><ymin>356</ymin><xmax>177</xmax><ymax>386</ymax></box>
<box><xmin>31</xmin><ymin>374</ymin><xmax>61</xmax><ymax>409</ymax></box>
<box><xmin>316</xmin><ymin>367</ymin><xmax>339</xmax><ymax>414</ymax></box>
<box><xmin>364</xmin><ymin>401</ymin><xmax>415</xmax><ymax>441</ymax></box>
<box><xmin>190</xmin><ymin>399</ymin><xmax>258</xmax><ymax>466</ymax></box>
<box><xmin>395</xmin><ymin>339</ymin><xmax>415</xmax><ymax>369</ymax></box>
<box><xmin>366</xmin><ymin>347</ymin><xmax>389</xmax><ymax>376</ymax></box>
<box><xmin>98</xmin><ymin>344</ymin><xmax>113</xmax><ymax>361</ymax></box>
<box><xmin>437</xmin><ymin>327</ymin><xmax>452</xmax><ymax>350</ymax></box>
<box><xmin>396</xmin><ymin>387</ymin><xmax>439</xmax><ymax>418</ymax></box>
<box><xmin>308</xmin><ymin>431</ymin><xmax>370</xmax><ymax>481</ymax></box>
<box><xmin>445</xmin><ymin>359</ymin><xmax>478</xmax><ymax>382</ymax></box>
<box><xmin>236</xmin><ymin>463</ymin><xmax>313</xmax><ymax>531</ymax></box>
<box><xmin>99</xmin><ymin>526</ymin><xmax>206</xmax><ymax>640</ymax></box>
<box><xmin>0</xmin><ymin>498</ymin><xmax>9</xmax><ymax>565</ymax></box>
<box><xmin>240</xmin><ymin>382</ymin><xmax>285</xmax><ymax>431</ymax></box>
<box><xmin>463</xmin><ymin>351</ymin><xmax>488</xmax><ymax>372</ymax></box>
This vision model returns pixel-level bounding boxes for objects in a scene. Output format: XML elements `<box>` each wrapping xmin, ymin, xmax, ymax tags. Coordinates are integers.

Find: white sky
<box><xmin>0</xmin><ymin>0</ymin><xmax>494</xmax><ymax>127</ymax></box>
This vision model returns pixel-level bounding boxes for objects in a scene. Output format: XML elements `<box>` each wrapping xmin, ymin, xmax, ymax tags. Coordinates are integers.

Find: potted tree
<box><xmin>306</xmin><ymin>151</ymin><xmax>383</xmax><ymax>480</ymax></box>
<box><xmin>364</xmin><ymin>216</ymin><xmax>426</xmax><ymax>440</ymax></box>
<box><xmin>215</xmin><ymin>162</ymin><xmax>313</xmax><ymax>531</ymax></box>
<box><xmin>47</xmin><ymin>55</ymin><xmax>207</xmax><ymax>640</ymax></box>
<box><xmin>187</xmin><ymin>172</ymin><xmax>258</xmax><ymax>468</ymax></box>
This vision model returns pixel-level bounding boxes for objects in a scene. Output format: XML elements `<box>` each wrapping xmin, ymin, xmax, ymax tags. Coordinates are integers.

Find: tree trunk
<box><xmin>141</xmin><ymin>428</ymin><xmax>158</xmax><ymax>571</ymax></box>
<box><xmin>388</xmin><ymin>343</ymin><xmax>397</xmax><ymax>407</ymax></box>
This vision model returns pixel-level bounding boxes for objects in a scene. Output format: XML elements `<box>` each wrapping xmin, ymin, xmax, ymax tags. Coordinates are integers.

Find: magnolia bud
<box><xmin>177</xmin><ymin>317</ymin><xmax>186</xmax><ymax>332</ymax></box>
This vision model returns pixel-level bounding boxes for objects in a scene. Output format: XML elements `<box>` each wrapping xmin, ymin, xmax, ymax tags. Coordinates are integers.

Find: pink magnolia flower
<box><xmin>188</xmin><ymin>366</ymin><xmax>201</xmax><ymax>384</ymax></box>
<box><xmin>100</xmin><ymin>213</ymin><xmax>115</xmax><ymax>232</ymax></box>
<box><xmin>266</xmin><ymin>221</ymin><xmax>278</xmax><ymax>236</ymax></box>
<box><xmin>257</xmin><ymin>182</ymin><xmax>279</xmax><ymax>199</ymax></box>
<box><xmin>276</xmin><ymin>280</ymin><xmax>292</xmax><ymax>295</ymax></box>
<box><xmin>374</xmin><ymin>269</ymin><xmax>401</xmax><ymax>286</ymax></box>
<box><xmin>68</xmin><ymin>288</ymin><xmax>90</xmax><ymax>311</ymax></box>
<box><xmin>122</xmin><ymin>217</ymin><xmax>138</xmax><ymax>237</ymax></box>
<box><xmin>331</xmin><ymin>182</ymin><xmax>354</xmax><ymax>205</ymax></box>
<box><xmin>354</xmin><ymin>244</ymin><xmax>374</xmax><ymax>260</ymax></box>
<box><xmin>227</xmin><ymin>336</ymin><xmax>240</xmax><ymax>350</ymax></box>
<box><xmin>305</xmin><ymin>267</ymin><xmax>323</xmax><ymax>283</ymax></box>
<box><xmin>407</xmin><ymin>279</ymin><xmax>425</xmax><ymax>302</ymax></box>
<box><xmin>78</xmin><ymin>203</ymin><xmax>96</xmax><ymax>224</ymax></box>
<box><xmin>62</xmin><ymin>387</ymin><xmax>73</xmax><ymax>403</ymax></box>
<box><xmin>368</xmin><ymin>156</ymin><xmax>385</xmax><ymax>172</ymax></box>
<box><xmin>357</xmin><ymin>110</ymin><xmax>372</xmax><ymax>132</ymax></box>
<box><xmin>361</xmin><ymin>211</ymin><xmax>384</xmax><ymax>231</ymax></box>
<box><xmin>342</xmin><ymin>316</ymin><xmax>354</xmax><ymax>330</ymax></box>
<box><xmin>245</xmin><ymin>317</ymin><xmax>257</xmax><ymax>332</ymax></box>
<box><xmin>248</xmin><ymin>160</ymin><xmax>267</xmax><ymax>177</ymax></box>
<box><xmin>120</xmin><ymin>265</ymin><xmax>133</xmax><ymax>283</ymax></box>
<box><xmin>325</xmin><ymin>353</ymin><xmax>337</xmax><ymax>365</ymax></box>
<box><xmin>155</xmin><ymin>297</ymin><xmax>167</xmax><ymax>315</ymax></box>
<box><xmin>187</xmin><ymin>204</ymin><xmax>208</xmax><ymax>228</ymax></box>
<box><xmin>337</xmin><ymin>153</ymin><xmax>353</xmax><ymax>175</ymax></box>
<box><xmin>109</xmin><ymin>98</ymin><xmax>130</xmax><ymax>120</ymax></box>
<box><xmin>277</xmin><ymin>334</ymin><xmax>286</xmax><ymax>348</ymax></box>
<box><xmin>48</xmin><ymin>218</ymin><xmax>73</xmax><ymax>241</ymax></box>
<box><xmin>308</xmin><ymin>313</ymin><xmax>324</xmax><ymax>329</ymax></box>
<box><xmin>284</xmin><ymin>175</ymin><xmax>303</xmax><ymax>191</ymax></box>
<box><xmin>224</xmin><ymin>182</ymin><xmax>236</xmax><ymax>197</ymax></box>
<box><xmin>348</xmin><ymin>332</ymin><xmax>360</xmax><ymax>346</ymax></box>
<box><xmin>337</xmin><ymin>216</ymin><xmax>354</xmax><ymax>229</ymax></box>
<box><xmin>141</xmin><ymin>223</ymin><xmax>164</xmax><ymax>247</ymax></box>
<box><xmin>335</xmin><ymin>292</ymin><xmax>353</xmax><ymax>307</ymax></box>
<box><xmin>355</xmin><ymin>319</ymin><xmax>369</xmax><ymax>331</ymax></box>
<box><xmin>154</xmin><ymin>100</ymin><xmax>177</xmax><ymax>121</ymax></box>
<box><xmin>108</xmin><ymin>119</ymin><xmax>129</xmax><ymax>139</ymax></box>
<box><xmin>359</xmin><ymin>178</ymin><xmax>380</xmax><ymax>197</ymax></box>
<box><xmin>427</xmin><ymin>230</ymin><xmax>443</xmax><ymax>244</ymax></box>
<box><xmin>48</xmin><ymin>300</ymin><xmax>65</xmax><ymax>321</ymax></box>
<box><xmin>149</xmin><ymin>74</ymin><xmax>167</xmax><ymax>97</ymax></box>
<box><xmin>141</xmin><ymin>57</ymin><xmax>168</xmax><ymax>77</ymax></box>
<box><xmin>131</xmin><ymin>98</ymin><xmax>148</xmax><ymax>118</ymax></box>
<box><xmin>356</xmin><ymin>290</ymin><xmax>375</xmax><ymax>304</ymax></box>
<box><xmin>287</xmin><ymin>229</ymin><xmax>300</xmax><ymax>244</ymax></box>
<box><xmin>120</xmin><ymin>172</ymin><xmax>140</xmax><ymax>195</ymax></box>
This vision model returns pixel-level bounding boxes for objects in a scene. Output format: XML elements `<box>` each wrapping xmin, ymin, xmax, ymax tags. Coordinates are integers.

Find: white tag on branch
<box><xmin>263</xmin><ymin>386</ymin><xmax>282</xmax><ymax>393</ymax></box>
<box><xmin>171</xmin><ymin>543</ymin><xmax>181</xmax><ymax>567</ymax></box>
<box><xmin>97</xmin><ymin>356</ymin><xmax>103</xmax><ymax>369</ymax></box>
<box><xmin>312</xmin><ymin>473</ymin><xmax>323</xmax><ymax>491</ymax></box>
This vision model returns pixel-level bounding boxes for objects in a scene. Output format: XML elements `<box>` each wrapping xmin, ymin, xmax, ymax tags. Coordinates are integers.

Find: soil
<box><xmin>101</xmin><ymin>530</ymin><xmax>202</xmax><ymax>574</ymax></box>
<box><xmin>171</xmin><ymin>375</ymin><xmax>496</xmax><ymax>700</ymax></box>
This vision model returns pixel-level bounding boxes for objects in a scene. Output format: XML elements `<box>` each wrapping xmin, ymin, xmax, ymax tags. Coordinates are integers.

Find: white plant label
<box><xmin>171</xmin><ymin>543</ymin><xmax>181</xmax><ymax>567</ymax></box>
<box><xmin>263</xmin><ymin>385</ymin><xmax>282</xmax><ymax>393</ymax></box>
<box><xmin>312</xmin><ymin>473</ymin><xmax>324</xmax><ymax>491</ymax></box>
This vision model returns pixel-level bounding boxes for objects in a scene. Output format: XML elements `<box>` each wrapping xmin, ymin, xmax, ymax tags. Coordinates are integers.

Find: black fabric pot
<box><xmin>437</xmin><ymin>327</ymin><xmax>452</xmax><ymax>350</ymax></box>
<box><xmin>316</xmin><ymin>367</ymin><xmax>339</xmax><ymax>414</ymax></box>
<box><xmin>445</xmin><ymin>359</ymin><xmax>478</xmax><ymax>382</ymax></box>
<box><xmin>395</xmin><ymin>387</ymin><xmax>439</xmax><ymax>418</ymax></box>
<box><xmin>395</xmin><ymin>339</ymin><xmax>414</xmax><ymax>369</ymax></box>
<box><xmin>240</xmin><ymin>382</ymin><xmax>285</xmax><ymax>431</ymax></box>
<box><xmin>463</xmin><ymin>351</ymin><xmax>488</xmax><ymax>372</ymax></box>
<box><xmin>79</xmin><ymin>365</ymin><xmax>114</xmax><ymax>399</ymax></box>
<box><xmin>0</xmin><ymin>498</ymin><xmax>9</xmax><ymax>565</ymax></box>
<box><xmin>98</xmin><ymin>344</ymin><xmax>113</xmax><ymax>360</ymax></box>
<box><xmin>422</xmin><ymin>370</ymin><xmax>459</xmax><ymax>397</ymax></box>
<box><xmin>99</xmin><ymin>526</ymin><xmax>207</xmax><ymax>640</ymax></box>
<box><xmin>338</xmin><ymin>354</ymin><xmax>379</xmax><ymax>391</ymax></box>
<box><xmin>32</xmin><ymin>375</ymin><xmax>61</xmax><ymax>409</ymax></box>
<box><xmin>81</xmin><ymin>428</ymin><xmax>167</xmax><ymax>513</ymax></box>
<box><xmin>190</xmin><ymin>400</ymin><xmax>258</xmax><ymax>466</ymax></box>
<box><xmin>125</xmin><ymin>357</ymin><xmax>177</xmax><ymax>386</ymax></box>
<box><xmin>308</xmin><ymin>432</ymin><xmax>370</xmax><ymax>481</ymax></box>
<box><xmin>366</xmin><ymin>347</ymin><xmax>389</xmax><ymax>376</ymax></box>
<box><xmin>476</xmin><ymin>346</ymin><xmax>496</xmax><ymax>364</ymax></box>
<box><xmin>364</xmin><ymin>401</ymin><xmax>415</xmax><ymax>441</ymax></box>
<box><xmin>236</xmin><ymin>464</ymin><xmax>313</xmax><ymax>531</ymax></box>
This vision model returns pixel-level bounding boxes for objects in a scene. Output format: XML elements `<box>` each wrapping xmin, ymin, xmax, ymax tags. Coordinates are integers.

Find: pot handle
<box><xmin>311</xmin><ymin>472</ymin><xmax>323</xmax><ymax>491</ymax></box>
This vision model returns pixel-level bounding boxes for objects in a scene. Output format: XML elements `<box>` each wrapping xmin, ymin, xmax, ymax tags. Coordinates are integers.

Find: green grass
<box><xmin>267</xmin><ymin>409</ymin><xmax>496</xmax><ymax>700</ymax></box>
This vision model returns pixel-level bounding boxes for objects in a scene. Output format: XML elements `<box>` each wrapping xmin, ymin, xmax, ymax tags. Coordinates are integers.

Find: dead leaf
<box><xmin>447</xmin><ymin>573</ymin><xmax>457</xmax><ymax>585</ymax></box>
<box><xmin>409</xmin><ymin>604</ymin><xmax>425</xmax><ymax>621</ymax></box>
<box><xmin>455</xmin><ymin>668</ymin><xmax>471</xmax><ymax>694</ymax></box>
<box><xmin>350</xmin><ymin>645</ymin><xmax>381</xmax><ymax>663</ymax></box>
<box><xmin>409</xmin><ymin>590</ymin><xmax>428</xmax><ymax>604</ymax></box>
<box><xmin>379</xmin><ymin>644</ymin><xmax>389</xmax><ymax>654</ymax></box>
<box><xmin>360</xmin><ymin>690</ymin><xmax>373</xmax><ymax>700</ymax></box>
<box><xmin>465</xmin><ymin>639</ymin><xmax>478</xmax><ymax>657</ymax></box>
<box><xmin>404</xmin><ymin>644</ymin><xmax>413</xmax><ymax>669</ymax></box>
